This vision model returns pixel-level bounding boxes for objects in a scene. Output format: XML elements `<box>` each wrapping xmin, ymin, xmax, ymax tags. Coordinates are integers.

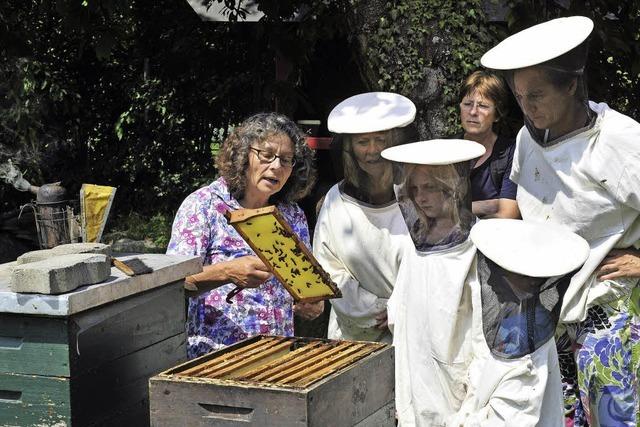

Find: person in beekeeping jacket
<box><xmin>314</xmin><ymin>92</ymin><xmax>415</xmax><ymax>343</ymax></box>
<box><xmin>482</xmin><ymin>16</ymin><xmax>640</xmax><ymax>425</ymax></box>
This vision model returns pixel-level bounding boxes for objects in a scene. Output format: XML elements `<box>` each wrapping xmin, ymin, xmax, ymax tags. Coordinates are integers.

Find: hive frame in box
<box><xmin>149</xmin><ymin>335</ymin><xmax>395</xmax><ymax>427</ymax></box>
<box><xmin>225</xmin><ymin>206</ymin><xmax>341</xmax><ymax>303</ymax></box>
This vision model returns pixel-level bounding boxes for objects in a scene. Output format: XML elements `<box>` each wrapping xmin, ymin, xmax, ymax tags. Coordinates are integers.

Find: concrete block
<box><xmin>17</xmin><ymin>243</ymin><xmax>112</xmax><ymax>265</ymax></box>
<box><xmin>11</xmin><ymin>254</ymin><xmax>111</xmax><ymax>294</ymax></box>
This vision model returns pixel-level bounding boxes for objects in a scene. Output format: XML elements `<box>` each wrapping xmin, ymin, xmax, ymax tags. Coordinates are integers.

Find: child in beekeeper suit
<box><xmin>381</xmin><ymin>139</ymin><xmax>589</xmax><ymax>426</ymax></box>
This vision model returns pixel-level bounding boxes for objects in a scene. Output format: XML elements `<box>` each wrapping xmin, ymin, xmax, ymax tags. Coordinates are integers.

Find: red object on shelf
<box><xmin>305</xmin><ymin>137</ymin><xmax>333</xmax><ymax>150</ymax></box>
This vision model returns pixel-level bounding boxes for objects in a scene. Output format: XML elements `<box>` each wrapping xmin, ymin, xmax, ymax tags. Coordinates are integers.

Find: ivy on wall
<box><xmin>365</xmin><ymin>0</ymin><xmax>504</xmax><ymax>134</ymax></box>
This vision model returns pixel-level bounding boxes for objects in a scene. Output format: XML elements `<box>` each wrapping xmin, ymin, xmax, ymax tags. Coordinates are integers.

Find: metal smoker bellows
<box><xmin>173</xmin><ymin>336</ymin><xmax>385</xmax><ymax>388</ymax></box>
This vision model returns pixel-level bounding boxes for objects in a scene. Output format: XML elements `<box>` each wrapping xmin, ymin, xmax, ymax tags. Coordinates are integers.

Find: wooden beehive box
<box><xmin>0</xmin><ymin>254</ymin><xmax>201</xmax><ymax>427</ymax></box>
<box><xmin>149</xmin><ymin>335</ymin><xmax>395</xmax><ymax>427</ymax></box>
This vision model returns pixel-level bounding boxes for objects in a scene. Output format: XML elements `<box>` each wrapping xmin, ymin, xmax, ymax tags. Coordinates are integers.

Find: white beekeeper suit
<box><xmin>511</xmin><ymin>101</ymin><xmax>640</xmax><ymax>323</ymax></box>
<box><xmin>314</xmin><ymin>92</ymin><xmax>415</xmax><ymax>342</ymax></box>
<box><xmin>314</xmin><ymin>187</ymin><xmax>408</xmax><ymax>342</ymax></box>
<box><xmin>446</xmin><ymin>219</ymin><xmax>589</xmax><ymax>427</ymax></box>
<box><xmin>382</xmin><ymin>139</ymin><xmax>483</xmax><ymax>426</ymax></box>
<box><xmin>480</xmin><ymin>16</ymin><xmax>640</xmax><ymax>425</ymax></box>
<box><xmin>383</xmin><ymin>140</ymin><xmax>588</xmax><ymax>426</ymax></box>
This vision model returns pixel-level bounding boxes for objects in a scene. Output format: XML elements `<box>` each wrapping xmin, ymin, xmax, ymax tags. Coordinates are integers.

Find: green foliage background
<box><xmin>1</xmin><ymin>1</ymin><xmax>276</xmax><ymax>218</ymax></box>
<box><xmin>1</xmin><ymin>0</ymin><xmax>639</xmax><ymax>245</ymax></box>
<box><xmin>364</xmin><ymin>0</ymin><xmax>505</xmax><ymax>134</ymax></box>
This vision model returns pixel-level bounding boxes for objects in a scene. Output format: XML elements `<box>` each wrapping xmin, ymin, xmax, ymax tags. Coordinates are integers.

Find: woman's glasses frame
<box><xmin>460</xmin><ymin>100</ymin><xmax>495</xmax><ymax>113</ymax></box>
<box><xmin>249</xmin><ymin>147</ymin><xmax>296</xmax><ymax>168</ymax></box>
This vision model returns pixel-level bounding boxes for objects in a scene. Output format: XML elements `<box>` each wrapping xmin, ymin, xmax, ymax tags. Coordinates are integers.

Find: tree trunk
<box><xmin>346</xmin><ymin>0</ymin><xmax>451</xmax><ymax>139</ymax></box>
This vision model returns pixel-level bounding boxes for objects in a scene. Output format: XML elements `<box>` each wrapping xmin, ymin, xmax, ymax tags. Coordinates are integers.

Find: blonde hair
<box><xmin>402</xmin><ymin>163</ymin><xmax>474</xmax><ymax>242</ymax></box>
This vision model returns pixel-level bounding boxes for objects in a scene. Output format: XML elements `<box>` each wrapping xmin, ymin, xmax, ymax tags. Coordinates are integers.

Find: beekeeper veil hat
<box><xmin>471</xmin><ymin>219</ymin><xmax>589</xmax><ymax>358</ymax></box>
<box><xmin>327</xmin><ymin>92</ymin><xmax>417</xmax><ymax>203</ymax></box>
<box><xmin>481</xmin><ymin>16</ymin><xmax>594</xmax><ymax>146</ymax></box>
<box><xmin>381</xmin><ymin>139</ymin><xmax>484</xmax><ymax>253</ymax></box>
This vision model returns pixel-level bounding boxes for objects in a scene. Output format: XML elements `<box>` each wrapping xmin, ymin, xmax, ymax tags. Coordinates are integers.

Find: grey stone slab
<box><xmin>0</xmin><ymin>254</ymin><xmax>202</xmax><ymax>316</ymax></box>
<box><xmin>17</xmin><ymin>243</ymin><xmax>112</xmax><ymax>265</ymax></box>
<box><xmin>11</xmin><ymin>254</ymin><xmax>111</xmax><ymax>294</ymax></box>
<box><xmin>0</xmin><ymin>262</ymin><xmax>15</xmax><ymax>284</ymax></box>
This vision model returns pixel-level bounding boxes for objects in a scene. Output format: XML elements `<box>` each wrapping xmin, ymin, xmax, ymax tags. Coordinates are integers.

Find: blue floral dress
<box><xmin>166</xmin><ymin>177</ymin><xmax>310</xmax><ymax>358</ymax></box>
<box><xmin>559</xmin><ymin>289</ymin><xmax>640</xmax><ymax>427</ymax></box>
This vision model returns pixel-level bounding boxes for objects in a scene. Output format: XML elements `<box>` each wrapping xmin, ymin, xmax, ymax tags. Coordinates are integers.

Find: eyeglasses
<box><xmin>250</xmin><ymin>147</ymin><xmax>296</xmax><ymax>168</ymax></box>
<box><xmin>460</xmin><ymin>100</ymin><xmax>495</xmax><ymax>112</ymax></box>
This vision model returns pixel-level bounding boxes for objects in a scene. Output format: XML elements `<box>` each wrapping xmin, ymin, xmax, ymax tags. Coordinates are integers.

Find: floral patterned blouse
<box><xmin>166</xmin><ymin>177</ymin><xmax>310</xmax><ymax>358</ymax></box>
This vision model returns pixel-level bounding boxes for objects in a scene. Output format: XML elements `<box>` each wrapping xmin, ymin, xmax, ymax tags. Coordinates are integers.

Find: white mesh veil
<box><xmin>504</xmin><ymin>41</ymin><xmax>593</xmax><ymax>146</ymax></box>
<box><xmin>394</xmin><ymin>161</ymin><xmax>474</xmax><ymax>253</ymax></box>
<box><xmin>477</xmin><ymin>252</ymin><xmax>574</xmax><ymax>359</ymax></box>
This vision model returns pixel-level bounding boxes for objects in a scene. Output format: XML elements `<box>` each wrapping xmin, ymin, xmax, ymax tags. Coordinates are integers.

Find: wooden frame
<box><xmin>225</xmin><ymin>206</ymin><xmax>341</xmax><ymax>303</ymax></box>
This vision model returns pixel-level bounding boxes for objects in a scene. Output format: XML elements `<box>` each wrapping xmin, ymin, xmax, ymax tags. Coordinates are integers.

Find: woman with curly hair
<box><xmin>166</xmin><ymin>112</ymin><xmax>321</xmax><ymax>358</ymax></box>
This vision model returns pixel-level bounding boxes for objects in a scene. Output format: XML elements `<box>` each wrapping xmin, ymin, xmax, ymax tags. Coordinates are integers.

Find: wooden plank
<box><xmin>353</xmin><ymin>401</ymin><xmax>395</xmax><ymax>427</ymax></box>
<box><xmin>269</xmin><ymin>342</ymin><xmax>365</xmax><ymax>384</ymax></box>
<box><xmin>69</xmin><ymin>281</ymin><xmax>185</xmax><ymax>375</ymax></box>
<box><xmin>222</xmin><ymin>347</ymin><xmax>294</xmax><ymax>380</ymax></box>
<box><xmin>238</xmin><ymin>341</ymin><xmax>324</xmax><ymax>380</ymax></box>
<box><xmin>277</xmin><ymin>344</ymin><xmax>369</xmax><ymax>385</ymax></box>
<box><xmin>70</xmin><ymin>332</ymin><xmax>186</xmax><ymax>426</ymax></box>
<box><xmin>249</xmin><ymin>343</ymin><xmax>333</xmax><ymax>382</ymax></box>
<box><xmin>308</xmin><ymin>346</ymin><xmax>395</xmax><ymax>427</ymax></box>
<box><xmin>149</xmin><ymin>377</ymin><xmax>308</xmax><ymax>427</ymax></box>
<box><xmin>0</xmin><ymin>314</ymin><xmax>70</xmax><ymax>377</ymax></box>
<box><xmin>0</xmin><ymin>372</ymin><xmax>71</xmax><ymax>427</ymax></box>
<box><xmin>179</xmin><ymin>336</ymin><xmax>284</xmax><ymax>376</ymax></box>
<box><xmin>0</xmin><ymin>254</ymin><xmax>201</xmax><ymax>316</ymax></box>
<box><xmin>161</xmin><ymin>334</ymin><xmax>266</xmax><ymax>376</ymax></box>
<box><xmin>293</xmin><ymin>346</ymin><xmax>380</xmax><ymax>387</ymax></box>
<box><xmin>201</xmin><ymin>340</ymin><xmax>293</xmax><ymax>378</ymax></box>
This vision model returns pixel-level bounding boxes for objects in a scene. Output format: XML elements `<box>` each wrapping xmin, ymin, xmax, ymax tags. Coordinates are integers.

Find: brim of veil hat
<box><xmin>480</xmin><ymin>16</ymin><xmax>593</xmax><ymax>70</ymax></box>
<box><xmin>381</xmin><ymin>139</ymin><xmax>485</xmax><ymax>165</ymax></box>
<box><xmin>327</xmin><ymin>92</ymin><xmax>416</xmax><ymax>134</ymax></box>
<box><xmin>470</xmin><ymin>218</ymin><xmax>590</xmax><ymax>277</ymax></box>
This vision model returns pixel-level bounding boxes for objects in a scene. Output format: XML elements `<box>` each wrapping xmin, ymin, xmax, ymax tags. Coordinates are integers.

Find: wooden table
<box><xmin>0</xmin><ymin>253</ymin><xmax>201</xmax><ymax>427</ymax></box>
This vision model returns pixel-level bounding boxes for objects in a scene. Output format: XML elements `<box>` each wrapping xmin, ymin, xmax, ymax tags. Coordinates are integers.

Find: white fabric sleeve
<box><xmin>445</xmin><ymin>351</ymin><xmax>554</xmax><ymax>427</ymax></box>
<box><xmin>508</xmin><ymin>127</ymin><xmax>526</xmax><ymax>185</ymax></box>
<box><xmin>313</xmin><ymin>204</ymin><xmax>386</xmax><ymax>325</ymax></box>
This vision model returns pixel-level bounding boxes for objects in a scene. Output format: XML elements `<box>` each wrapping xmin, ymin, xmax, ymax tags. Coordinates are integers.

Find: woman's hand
<box><xmin>294</xmin><ymin>301</ymin><xmax>325</xmax><ymax>321</ymax></box>
<box><xmin>184</xmin><ymin>255</ymin><xmax>272</xmax><ymax>297</ymax></box>
<box><xmin>596</xmin><ymin>249</ymin><xmax>640</xmax><ymax>281</ymax></box>
<box><xmin>224</xmin><ymin>256</ymin><xmax>273</xmax><ymax>289</ymax></box>
<box><xmin>375</xmin><ymin>309</ymin><xmax>388</xmax><ymax>330</ymax></box>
